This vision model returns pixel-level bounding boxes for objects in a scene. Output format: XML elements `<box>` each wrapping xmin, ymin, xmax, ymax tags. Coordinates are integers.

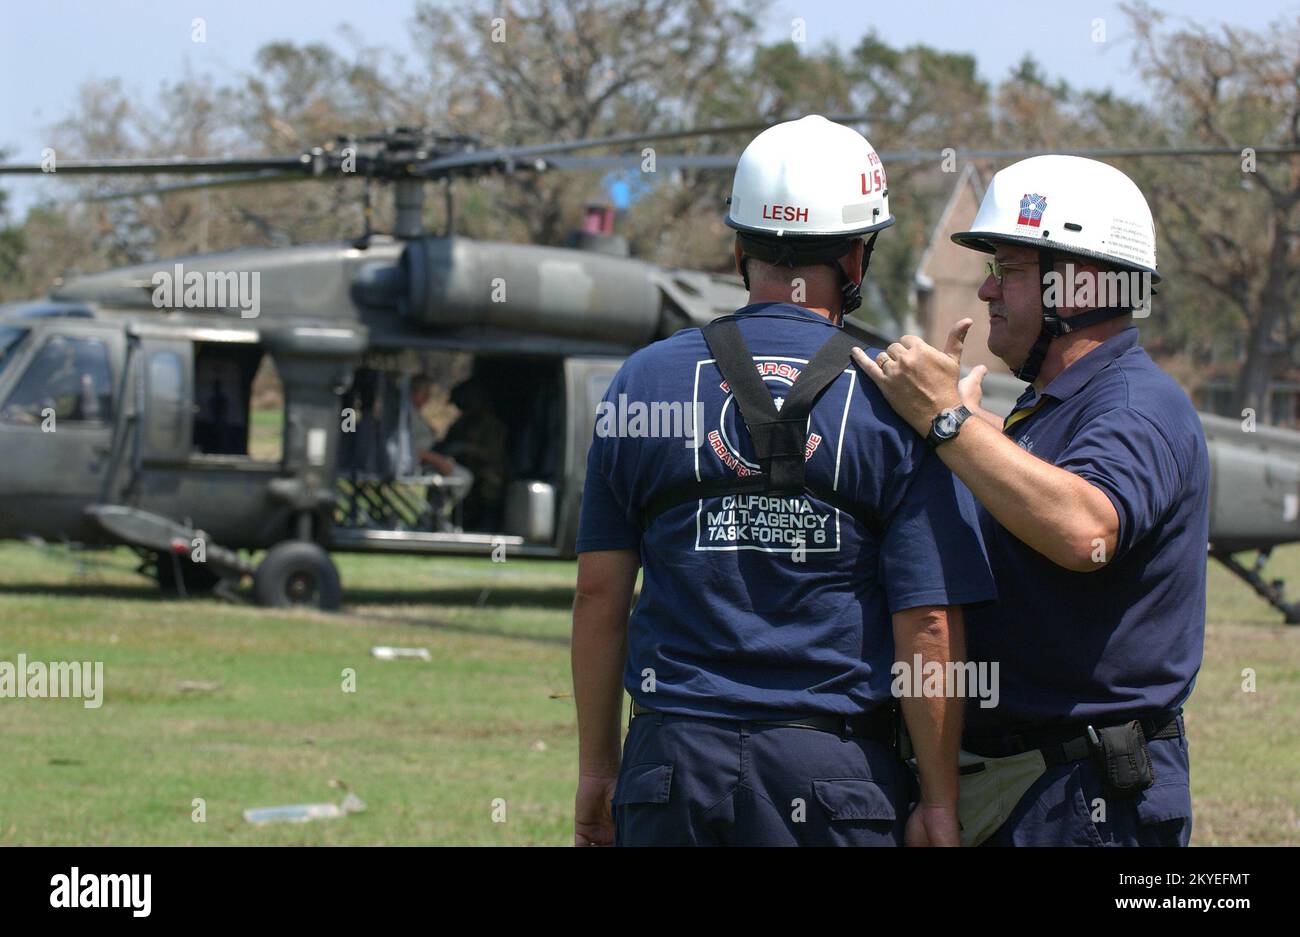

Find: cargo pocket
<box><xmin>612</xmin><ymin>763</ymin><xmax>675</xmax><ymax>847</ymax></box>
<box><xmin>613</xmin><ymin>763</ymin><xmax>673</xmax><ymax>807</ymax></box>
<box><xmin>1131</xmin><ymin>736</ymin><xmax>1191</xmax><ymax>846</ymax></box>
<box><xmin>812</xmin><ymin>778</ymin><xmax>897</xmax><ymax>822</ymax></box>
<box><xmin>1133</xmin><ymin>782</ymin><xmax>1192</xmax><ymax>846</ymax></box>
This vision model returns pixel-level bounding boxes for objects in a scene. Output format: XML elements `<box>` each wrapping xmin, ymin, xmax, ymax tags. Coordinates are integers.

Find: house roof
<box><xmin>914</xmin><ymin>163</ymin><xmax>984</xmax><ymax>291</ymax></box>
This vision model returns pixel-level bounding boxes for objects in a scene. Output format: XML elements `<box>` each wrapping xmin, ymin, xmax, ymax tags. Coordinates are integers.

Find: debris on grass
<box><xmin>243</xmin><ymin>792</ymin><xmax>366</xmax><ymax>825</ymax></box>
<box><xmin>370</xmin><ymin>646</ymin><xmax>431</xmax><ymax>661</ymax></box>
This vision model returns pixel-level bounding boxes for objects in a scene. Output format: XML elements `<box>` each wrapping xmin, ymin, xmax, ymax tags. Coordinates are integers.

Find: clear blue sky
<box><xmin>2</xmin><ymin>0</ymin><xmax>1295</xmax><ymax>215</ymax></box>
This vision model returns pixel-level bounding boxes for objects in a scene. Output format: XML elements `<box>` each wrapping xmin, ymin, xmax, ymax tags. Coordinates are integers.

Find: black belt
<box><xmin>630</xmin><ymin>700</ymin><xmax>896</xmax><ymax>745</ymax></box>
<box><xmin>964</xmin><ymin>711</ymin><xmax>1184</xmax><ymax>766</ymax></box>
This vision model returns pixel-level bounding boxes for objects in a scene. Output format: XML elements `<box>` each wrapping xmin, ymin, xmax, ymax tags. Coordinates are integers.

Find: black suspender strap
<box><xmin>704</xmin><ymin>318</ymin><xmax>806</xmax><ymax>492</ymax></box>
<box><xmin>639</xmin><ymin>318</ymin><xmax>884</xmax><ymax>538</ymax></box>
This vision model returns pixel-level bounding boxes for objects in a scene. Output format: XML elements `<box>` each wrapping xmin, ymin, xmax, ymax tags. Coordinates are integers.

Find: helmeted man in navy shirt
<box><xmin>855</xmin><ymin>155</ymin><xmax>1209</xmax><ymax>846</ymax></box>
<box><xmin>571</xmin><ymin>116</ymin><xmax>997</xmax><ymax>847</ymax></box>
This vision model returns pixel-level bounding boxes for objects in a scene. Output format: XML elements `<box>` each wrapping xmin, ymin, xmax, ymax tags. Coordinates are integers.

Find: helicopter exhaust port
<box><xmin>398</xmin><ymin>236</ymin><xmax>664</xmax><ymax>346</ymax></box>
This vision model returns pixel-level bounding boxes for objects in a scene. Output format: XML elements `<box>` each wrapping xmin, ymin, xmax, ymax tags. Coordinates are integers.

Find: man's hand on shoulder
<box><xmin>852</xmin><ymin>320</ymin><xmax>971</xmax><ymax>436</ymax></box>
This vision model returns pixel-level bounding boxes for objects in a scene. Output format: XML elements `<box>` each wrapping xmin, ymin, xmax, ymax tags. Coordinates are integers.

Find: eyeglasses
<box><xmin>984</xmin><ymin>258</ymin><xmax>1036</xmax><ymax>286</ymax></box>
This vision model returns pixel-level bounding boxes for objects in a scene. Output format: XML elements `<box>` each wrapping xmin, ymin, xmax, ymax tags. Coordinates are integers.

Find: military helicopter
<box><xmin>1</xmin><ymin>124</ymin><xmax>1299</xmax><ymax>620</ymax></box>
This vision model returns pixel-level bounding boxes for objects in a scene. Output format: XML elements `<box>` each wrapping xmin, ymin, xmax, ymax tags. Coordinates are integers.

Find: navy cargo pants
<box><xmin>612</xmin><ymin>711</ymin><xmax>915</xmax><ymax>846</ymax></box>
<box><xmin>983</xmin><ymin>733</ymin><xmax>1193</xmax><ymax>847</ymax></box>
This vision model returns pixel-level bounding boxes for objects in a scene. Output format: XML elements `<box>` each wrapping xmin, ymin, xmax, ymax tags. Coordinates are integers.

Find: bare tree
<box><xmin>409</xmin><ymin>0</ymin><xmax>768</xmax><ymax>246</ymax></box>
<box><xmin>1126</xmin><ymin>2</ymin><xmax>1300</xmax><ymax>416</ymax></box>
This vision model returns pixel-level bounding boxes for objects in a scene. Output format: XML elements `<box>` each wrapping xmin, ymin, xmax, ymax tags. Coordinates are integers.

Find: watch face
<box><xmin>936</xmin><ymin>411</ymin><xmax>959</xmax><ymax>436</ymax></box>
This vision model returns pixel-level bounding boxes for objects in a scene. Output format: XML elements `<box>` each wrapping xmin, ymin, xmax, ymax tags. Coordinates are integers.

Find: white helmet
<box><xmin>952</xmin><ymin>154</ymin><xmax>1158</xmax><ymax>281</ymax></box>
<box><xmin>953</xmin><ymin>155</ymin><xmax>1158</xmax><ymax>383</ymax></box>
<box><xmin>725</xmin><ymin>115</ymin><xmax>894</xmax><ymax>238</ymax></box>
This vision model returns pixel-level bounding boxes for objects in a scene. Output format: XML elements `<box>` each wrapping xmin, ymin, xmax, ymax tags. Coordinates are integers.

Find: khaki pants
<box><xmin>955</xmin><ymin>749</ymin><xmax>1048</xmax><ymax>847</ymax></box>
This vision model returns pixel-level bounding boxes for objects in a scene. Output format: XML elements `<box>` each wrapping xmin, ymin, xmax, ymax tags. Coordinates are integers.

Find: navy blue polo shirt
<box><xmin>965</xmin><ymin>327</ymin><xmax>1209</xmax><ymax>734</ymax></box>
<box><xmin>576</xmin><ymin>302</ymin><xmax>997</xmax><ymax>720</ymax></box>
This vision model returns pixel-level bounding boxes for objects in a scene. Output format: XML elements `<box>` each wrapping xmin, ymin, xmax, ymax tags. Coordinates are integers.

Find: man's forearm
<box><xmin>935</xmin><ymin>417</ymin><xmax>1117</xmax><ymax>571</ymax></box>
<box><xmin>849</xmin><ymin>331</ymin><xmax>1116</xmax><ymax>570</ymax></box>
<box><xmin>572</xmin><ymin>560</ymin><xmax>636</xmax><ymax>775</ymax></box>
<box><xmin>894</xmin><ymin>605</ymin><xmax>965</xmax><ymax>807</ymax></box>
<box><xmin>967</xmin><ymin>404</ymin><xmax>1003</xmax><ymax>428</ymax></box>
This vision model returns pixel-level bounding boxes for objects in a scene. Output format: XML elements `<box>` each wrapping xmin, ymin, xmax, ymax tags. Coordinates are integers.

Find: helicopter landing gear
<box><xmin>1211</xmin><ymin>547</ymin><xmax>1300</xmax><ymax>624</ymax></box>
<box><xmin>253</xmin><ymin>541</ymin><xmax>342</xmax><ymax>611</ymax></box>
<box><xmin>155</xmin><ymin>552</ymin><xmax>221</xmax><ymax>598</ymax></box>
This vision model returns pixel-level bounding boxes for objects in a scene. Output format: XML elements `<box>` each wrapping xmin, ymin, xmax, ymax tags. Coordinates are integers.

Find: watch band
<box><xmin>926</xmin><ymin>405</ymin><xmax>971</xmax><ymax>448</ymax></box>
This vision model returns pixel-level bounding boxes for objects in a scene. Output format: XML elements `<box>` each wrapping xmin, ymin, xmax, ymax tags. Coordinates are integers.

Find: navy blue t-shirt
<box><xmin>965</xmin><ymin>327</ymin><xmax>1210</xmax><ymax>734</ymax></box>
<box><xmin>576</xmin><ymin>302</ymin><xmax>997</xmax><ymax>720</ymax></box>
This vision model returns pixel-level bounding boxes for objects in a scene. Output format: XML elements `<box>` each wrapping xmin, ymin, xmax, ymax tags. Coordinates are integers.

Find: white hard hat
<box><xmin>952</xmin><ymin>154</ymin><xmax>1158</xmax><ymax>281</ymax></box>
<box><xmin>725</xmin><ymin>115</ymin><xmax>894</xmax><ymax>238</ymax></box>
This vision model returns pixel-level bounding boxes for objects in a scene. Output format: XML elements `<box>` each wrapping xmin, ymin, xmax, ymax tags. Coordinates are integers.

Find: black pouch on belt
<box><xmin>1089</xmin><ymin>721</ymin><xmax>1156</xmax><ymax>799</ymax></box>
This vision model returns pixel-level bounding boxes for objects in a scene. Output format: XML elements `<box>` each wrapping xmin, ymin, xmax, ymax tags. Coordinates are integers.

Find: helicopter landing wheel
<box><xmin>253</xmin><ymin>541</ymin><xmax>341</xmax><ymax>611</ymax></box>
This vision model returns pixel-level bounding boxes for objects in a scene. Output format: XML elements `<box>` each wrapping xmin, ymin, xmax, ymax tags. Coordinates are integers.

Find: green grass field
<box><xmin>0</xmin><ymin>540</ymin><xmax>1296</xmax><ymax>845</ymax></box>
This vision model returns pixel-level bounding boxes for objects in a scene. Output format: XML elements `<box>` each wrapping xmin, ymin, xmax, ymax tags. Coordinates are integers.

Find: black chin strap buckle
<box><xmin>838</xmin><ymin>230</ymin><xmax>880</xmax><ymax>318</ymax></box>
<box><xmin>1042</xmin><ymin>313</ymin><xmax>1066</xmax><ymax>336</ymax></box>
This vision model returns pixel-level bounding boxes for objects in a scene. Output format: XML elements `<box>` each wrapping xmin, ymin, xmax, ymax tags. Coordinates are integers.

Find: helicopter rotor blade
<box><xmin>540</xmin><ymin>154</ymin><xmax>734</xmax><ymax>171</ymax></box>
<box><xmin>877</xmin><ymin>144</ymin><xmax>1300</xmax><ymax>162</ymax></box>
<box><xmin>541</xmin><ymin>143</ymin><xmax>1300</xmax><ymax>173</ymax></box>
<box><xmin>82</xmin><ymin>170</ymin><xmax>320</xmax><ymax>202</ymax></box>
<box><xmin>8</xmin><ymin>126</ymin><xmax>1296</xmax><ymax>206</ymax></box>
<box><xmin>0</xmin><ymin>155</ymin><xmax>311</xmax><ymax>176</ymax></box>
<box><xmin>413</xmin><ymin>113</ymin><xmax>879</xmax><ymax>175</ymax></box>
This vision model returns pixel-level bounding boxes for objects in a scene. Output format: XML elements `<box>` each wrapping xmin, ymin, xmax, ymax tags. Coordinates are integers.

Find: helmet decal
<box><xmin>1017</xmin><ymin>193</ymin><xmax>1047</xmax><ymax>227</ymax></box>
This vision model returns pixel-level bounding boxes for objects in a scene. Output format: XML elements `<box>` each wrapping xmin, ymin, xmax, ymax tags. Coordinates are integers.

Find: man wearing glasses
<box><xmin>853</xmin><ymin>155</ymin><xmax>1208</xmax><ymax>846</ymax></box>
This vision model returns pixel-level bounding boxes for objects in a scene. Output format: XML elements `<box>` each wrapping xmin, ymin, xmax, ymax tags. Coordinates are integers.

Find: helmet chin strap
<box><xmin>1012</xmin><ymin>248</ymin><xmax>1058</xmax><ymax>383</ymax></box>
<box><xmin>737</xmin><ymin>230</ymin><xmax>880</xmax><ymax>326</ymax></box>
<box><xmin>836</xmin><ymin>230</ymin><xmax>879</xmax><ymax>320</ymax></box>
<box><xmin>1013</xmin><ymin>247</ymin><xmax>1140</xmax><ymax>384</ymax></box>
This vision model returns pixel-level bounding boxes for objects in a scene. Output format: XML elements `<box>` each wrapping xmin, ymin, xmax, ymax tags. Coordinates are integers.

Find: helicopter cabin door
<box><xmin>0</xmin><ymin>323</ymin><xmax>122</xmax><ymax>542</ymax></box>
<box><xmin>128</xmin><ymin>329</ymin><xmax>286</xmax><ymax>549</ymax></box>
<box><xmin>138</xmin><ymin>337</ymin><xmax>193</xmax><ymax>465</ymax></box>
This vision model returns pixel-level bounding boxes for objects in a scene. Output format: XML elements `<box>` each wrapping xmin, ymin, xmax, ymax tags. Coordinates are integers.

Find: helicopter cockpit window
<box><xmin>0</xmin><ymin>334</ymin><xmax>113</xmax><ymax>426</ymax></box>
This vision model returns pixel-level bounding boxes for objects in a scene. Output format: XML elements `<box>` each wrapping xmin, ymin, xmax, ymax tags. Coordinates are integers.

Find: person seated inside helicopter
<box><xmin>408</xmin><ymin>374</ymin><xmax>474</xmax><ymax>532</ymax></box>
<box><xmin>0</xmin><ymin>335</ymin><xmax>109</xmax><ymax>425</ymax></box>
<box><xmin>440</xmin><ymin>375</ymin><xmax>509</xmax><ymax>531</ymax></box>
